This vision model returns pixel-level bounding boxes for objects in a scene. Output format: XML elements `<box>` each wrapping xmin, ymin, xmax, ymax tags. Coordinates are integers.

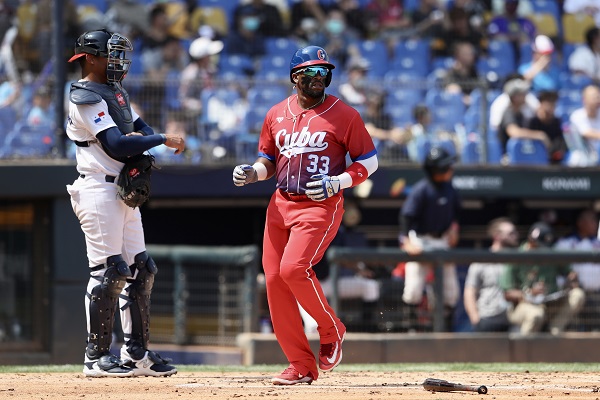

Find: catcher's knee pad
<box><xmin>87</xmin><ymin>255</ymin><xmax>131</xmax><ymax>356</ymax></box>
<box><xmin>122</xmin><ymin>251</ymin><xmax>157</xmax><ymax>348</ymax></box>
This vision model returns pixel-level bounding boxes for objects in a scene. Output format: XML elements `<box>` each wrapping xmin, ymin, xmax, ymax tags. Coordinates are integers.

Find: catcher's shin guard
<box><xmin>86</xmin><ymin>255</ymin><xmax>132</xmax><ymax>357</ymax></box>
<box><xmin>121</xmin><ymin>251</ymin><xmax>157</xmax><ymax>349</ymax></box>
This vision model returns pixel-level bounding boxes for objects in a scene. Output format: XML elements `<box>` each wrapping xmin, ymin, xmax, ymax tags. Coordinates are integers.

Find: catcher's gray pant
<box><xmin>402</xmin><ymin>236</ymin><xmax>459</xmax><ymax>307</ymax></box>
<box><xmin>68</xmin><ymin>173</ymin><xmax>147</xmax><ymax>348</ymax></box>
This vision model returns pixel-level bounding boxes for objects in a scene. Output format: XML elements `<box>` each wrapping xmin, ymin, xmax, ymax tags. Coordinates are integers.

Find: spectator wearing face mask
<box><xmin>312</xmin><ymin>8</ymin><xmax>360</xmax><ymax>68</ymax></box>
<box><xmin>337</xmin><ymin>57</ymin><xmax>371</xmax><ymax>109</ymax></box>
<box><xmin>224</xmin><ymin>7</ymin><xmax>267</xmax><ymax>58</ymax></box>
<box><xmin>232</xmin><ymin>0</ymin><xmax>286</xmax><ymax>38</ymax></box>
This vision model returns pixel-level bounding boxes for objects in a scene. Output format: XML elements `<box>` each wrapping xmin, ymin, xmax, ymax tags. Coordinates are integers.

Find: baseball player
<box><xmin>399</xmin><ymin>146</ymin><xmax>461</xmax><ymax>331</ymax></box>
<box><xmin>65</xmin><ymin>29</ymin><xmax>184</xmax><ymax>377</ymax></box>
<box><xmin>233</xmin><ymin>45</ymin><xmax>378</xmax><ymax>385</ymax></box>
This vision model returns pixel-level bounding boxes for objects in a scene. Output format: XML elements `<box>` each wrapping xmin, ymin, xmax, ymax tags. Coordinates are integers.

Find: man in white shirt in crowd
<box><xmin>568</xmin><ymin>27</ymin><xmax>600</xmax><ymax>84</ymax></box>
<box><xmin>567</xmin><ymin>84</ymin><xmax>600</xmax><ymax>166</ymax></box>
<box><xmin>554</xmin><ymin>209</ymin><xmax>600</xmax><ymax>331</ymax></box>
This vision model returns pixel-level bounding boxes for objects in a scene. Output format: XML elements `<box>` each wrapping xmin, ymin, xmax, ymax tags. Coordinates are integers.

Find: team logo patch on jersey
<box><xmin>93</xmin><ymin>112</ymin><xmax>107</xmax><ymax>124</ymax></box>
<box><xmin>115</xmin><ymin>93</ymin><xmax>126</xmax><ymax>106</ymax></box>
<box><xmin>276</xmin><ymin>117</ymin><xmax>284</xmax><ymax>123</ymax></box>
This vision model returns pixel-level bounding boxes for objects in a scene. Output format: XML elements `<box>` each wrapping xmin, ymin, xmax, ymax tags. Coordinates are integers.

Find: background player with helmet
<box><xmin>65</xmin><ymin>29</ymin><xmax>184</xmax><ymax>377</ymax></box>
<box><xmin>399</xmin><ymin>146</ymin><xmax>461</xmax><ymax>332</ymax></box>
<box><xmin>232</xmin><ymin>45</ymin><xmax>378</xmax><ymax>385</ymax></box>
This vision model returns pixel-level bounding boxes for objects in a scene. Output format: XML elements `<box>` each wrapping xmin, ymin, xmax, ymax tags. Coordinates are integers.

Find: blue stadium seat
<box><xmin>264</xmin><ymin>37</ymin><xmax>300</xmax><ymax>55</ymax></box>
<box><xmin>486</xmin><ymin>129</ymin><xmax>503</xmax><ymax>165</ymax></box>
<box><xmin>198</xmin><ymin>0</ymin><xmax>238</xmax><ymax>23</ymax></box>
<box><xmin>74</xmin><ymin>0</ymin><xmax>107</xmax><ymax>12</ymax></box>
<box><xmin>247</xmin><ymin>84</ymin><xmax>288</xmax><ymax>105</ymax></box>
<box><xmin>506</xmin><ymin>138</ymin><xmax>549</xmax><ymax>165</ymax></box>
<box><xmin>255</xmin><ymin>54</ymin><xmax>289</xmax><ymax>81</ymax></box>
<box><xmin>2</xmin><ymin>123</ymin><xmax>55</xmax><ymax>158</ymax></box>
<box><xmin>476</xmin><ymin>56</ymin><xmax>514</xmax><ymax>82</ymax></box>
<box><xmin>353</xmin><ymin>39</ymin><xmax>389</xmax><ymax>78</ymax></box>
<box><xmin>218</xmin><ymin>54</ymin><xmax>255</xmax><ymax>79</ymax></box>
<box><xmin>392</xmin><ymin>39</ymin><xmax>430</xmax><ymax>76</ymax></box>
<box><xmin>488</xmin><ymin>40</ymin><xmax>515</xmax><ymax>70</ymax></box>
<box><xmin>245</xmin><ymin>102</ymin><xmax>272</xmax><ymax>134</ymax></box>
<box><xmin>530</xmin><ymin>0</ymin><xmax>560</xmax><ymax>21</ymax></box>
<box><xmin>424</xmin><ymin>90</ymin><xmax>465</xmax><ymax>131</ymax></box>
<box><xmin>556</xmin><ymin>88</ymin><xmax>582</xmax><ymax>122</ymax></box>
<box><xmin>461</xmin><ymin>135</ymin><xmax>481</xmax><ymax>165</ymax></box>
<box><xmin>429</xmin><ymin>56</ymin><xmax>454</xmax><ymax>73</ymax></box>
<box><xmin>559</xmin><ymin>72</ymin><xmax>592</xmax><ymax>90</ymax></box>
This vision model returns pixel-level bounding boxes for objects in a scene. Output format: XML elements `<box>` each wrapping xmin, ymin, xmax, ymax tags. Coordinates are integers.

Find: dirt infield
<box><xmin>2</xmin><ymin>370</ymin><xmax>600</xmax><ymax>399</ymax></box>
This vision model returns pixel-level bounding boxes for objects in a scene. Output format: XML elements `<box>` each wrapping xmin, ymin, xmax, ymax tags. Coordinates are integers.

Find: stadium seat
<box><xmin>559</xmin><ymin>72</ymin><xmax>592</xmax><ymax>90</ymax></box>
<box><xmin>461</xmin><ymin>134</ymin><xmax>481</xmax><ymax>165</ymax></box>
<box><xmin>424</xmin><ymin>90</ymin><xmax>465</xmax><ymax>131</ymax></box>
<box><xmin>264</xmin><ymin>37</ymin><xmax>300</xmax><ymax>55</ymax></box>
<box><xmin>245</xmin><ymin>102</ymin><xmax>272</xmax><ymax>134</ymax></box>
<box><xmin>392</xmin><ymin>39</ymin><xmax>430</xmax><ymax>76</ymax></box>
<box><xmin>218</xmin><ymin>54</ymin><xmax>255</xmax><ymax>79</ymax></box>
<box><xmin>531</xmin><ymin>0</ymin><xmax>561</xmax><ymax>21</ymax></box>
<box><xmin>562</xmin><ymin>13</ymin><xmax>596</xmax><ymax>44</ymax></box>
<box><xmin>247</xmin><ymin>84</ymin><xmax>288</xmax><ymax>106</ymax></box>
<box><xmin>352</xmin><ymin>39</ymin><xmax>389</xmax><ymax>78</ymax></box>
<box><xmin>255</xmin><ymin>54</ymin><xmax>290</xmax><ymax>81</ymax></box>
<box><xmin>476</xmin><ymin>56</ymin><xmax>514</xmax><ymax>82</ymax></box>
<box><xmin>488</xmin><ymin>40</ymin><xmax>516</xmax><ymax>69</ymax></box>
<box><xmin>74</xmin><ymin>0</ymin><xmax>107</xmax><ymax>13</ymax></box>
<box><xmin>2</xmin><ymin>123</ymin><xmax>55</xmax><ymax>158</ymax></box>
<box><xmin>198</xmin><ymin>0</ymin><xmax>238</xmax><ymax>23</ymax></box>
<box><xmin>506</xmin><ymin>138</ymin><xmax>549</xmax><ymax>165</ymax></box>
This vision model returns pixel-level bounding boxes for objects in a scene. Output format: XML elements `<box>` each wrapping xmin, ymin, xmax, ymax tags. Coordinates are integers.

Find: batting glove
<box><xmin>233</xmin><ymin>164</ymin><xmax>258</xmax><ymax>186</ymax></box>
<box><xmin>305</xmin><ymin>174</ymin><xmax>341</xmax><ymax>201</ymax></box>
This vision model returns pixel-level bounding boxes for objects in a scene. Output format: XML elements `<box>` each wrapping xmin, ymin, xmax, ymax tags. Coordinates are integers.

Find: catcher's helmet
<box><xmin>289</xmin><ymin>45</ymin><xmax>335</xmax><ymax>87</ymax></box>
<box><xmin>423</xmin><ymin>146</ymin><xmax>456</xmax><ymax>175</ymax></box>
<box><xmin>68</xmin><ymin>29</ymin><xmax>133</xmax><ymax>83</ymax></box>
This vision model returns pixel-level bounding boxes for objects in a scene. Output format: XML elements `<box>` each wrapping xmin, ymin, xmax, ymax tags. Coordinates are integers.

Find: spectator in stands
<box><xmin>563</xmin><ymin>0</ymin><xmax>600</xmax><ymax>27</ymax></box>
<box><xmin>300</xmin><ymin>201</ymin><xmax>382</xmax><ymax>333</ymax></box>
<box><xmin>442</xmin><ymin>41</ymin><xmax>480</xmax><ymax>106</ymax></box>
<box><xmin>489</xmin><ymin>73</ymin><xmax>539</xmax><ymax>132</ymax></box>
<box><xmin>555</xmin><ymin>209</ymin><xmax>600</xmax><ymax>331</ymax></box>
<box><xmin>142</xmin><ymin>36</ymin><xmax>187</xmax><ymax>82</ymax></box>
<box><xmin>399</xmin><ymin>146</ymin><xmax>461</xmax><ymax>332</ymax></box>
<box><xmin>104</xmin><ymin>0</ymin><xmax>149</xmax><ymax>40</ymax></box>
<box><xmin>363</xmin><ymin>91</ymin><xmax>410</xmax><ymax>161</ymax></box>
<box><xmin>409</xmin><ymin>0</ymin><xmax>445</xmax><ymax>39</ymax></box>
<box><xmin>225</xmin><ymin>6</ymin><xmax>267</xmax><ymax>57</ymax></box>
<box><xmin>179</xmin><ymin>36</ymin><xmax>223</xmax><ymax>133</ymax></box>
<box><xmin>497</xmin><ymin>77</ymin><xmax>550</xmax><ymax>156</ymax></box>
<box><xmin>140</xmin><ymin>4</ymin><xmax>175</xmax><ymax>62</ymax></box>
<box><xmin>364</xmin><ymin>0</ymin><xmax>411</xmax><ymax>45</ymax></box>
<box><xmin>487</xmin><ymin>0</ymin><xmax>535</xmax><ymax>64</ymax></box>
<box><xmin>527</xmin><ymin>90</ymin><xmax>567</xmax><ymax>164</ymax></box>
<box><xmin>329</xmin><ymin>0</ymin><xmax>369</xmax><ymax>39</ymax></box>
<box><xmin>312</xmin><ymin>8</ymin><xmax>361</xmax><ymax>69</ymax></box>
<box><xmin>289</xmin><ymin>0</ymin><xmax>327</xmax><ymax>42</ymax></box>
<box><xmin>337</xmin><ymin>57</ymin><xmax>370</xmax><ymax>109</ymax></box>
<box><xmin>405</xmin><ymin>104</ymin><xmax>434</xmax><ymax>162</ymax></box>
<box><xmin>431</xmin><ymin>6</ymin><xmax>486</xmax><ymax>58</ymax></box>
<box><xmin>464</xmin><ymin>217</ymin><xmax>518</xmax><ymax>332</ymax></box>
<box><xmin>232</xmin><ymin>0</ymin><xmax>286</xmax><ymax>38</ymax></box>
<box><xmin>518</xmin><ymin>35</ymin><xmax>561</xmax><ymax>94</ymax></box>
<box><xmin>568</xmin><ymin>27</ymin><xmax>600</xmax><ymax>84</ymax></box>
<box><xmin>25</xmin><ymin>86</ymin><xmax>53</xmax><ymax>129</ymax></box>
<box><xmin>500</xmin><ymin>221</ymin><xmax>585</xmax><ymax>335</ymax></box>
<box><xmin>567</xmin><ymin>84</ymin><xmax>600</xmax><ymax>166</ymax></box>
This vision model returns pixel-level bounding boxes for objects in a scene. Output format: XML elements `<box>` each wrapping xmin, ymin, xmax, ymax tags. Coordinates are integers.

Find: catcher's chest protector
<box><xmin>70</xmin><ymin>81</ymin><xmax>134</xmax><ymax>134</ymax></box>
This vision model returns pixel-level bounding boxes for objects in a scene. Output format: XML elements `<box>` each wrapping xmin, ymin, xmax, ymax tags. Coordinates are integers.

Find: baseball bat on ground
<box><xmin>423</xmin><ymin>378</ymin><xmax>488</xmax><ymax>394</ymax></box>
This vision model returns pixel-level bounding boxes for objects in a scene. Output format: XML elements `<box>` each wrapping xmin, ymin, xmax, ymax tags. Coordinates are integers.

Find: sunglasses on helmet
<box><xmin>297</xmin><ymin>66</ymin><xmax>330</xmax><ymax>77</ymax></box>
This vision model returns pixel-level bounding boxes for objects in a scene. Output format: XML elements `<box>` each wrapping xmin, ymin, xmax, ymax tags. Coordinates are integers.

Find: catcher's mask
<box><xmin>69</xmin><ymin>29</ymin><xmax>133</xmax><ymax>83</ymax></box>
<box><xmin>289</xmin><ymin>45</ymin><xmax>335</xmax><ymax>87</ymax></box>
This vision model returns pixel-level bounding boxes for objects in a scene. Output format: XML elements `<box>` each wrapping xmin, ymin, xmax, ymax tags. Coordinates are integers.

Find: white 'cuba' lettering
<box><xmin>276</xmin><ymin>127</ymin><xmax>328</xmax><ymax>158</ymax></box>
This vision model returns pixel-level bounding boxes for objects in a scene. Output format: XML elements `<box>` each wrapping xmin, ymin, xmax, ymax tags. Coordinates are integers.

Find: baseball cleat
<box><xmin>83</xmin><ymin>353</ymin><xmax>135</xmax><ymax>378</ymax></box>
<box><xmin>272</xmin><ymin>365</ymin><xmax>314</xmax><ymax>385</ymax></box>
<box><xmin>120</xmin><ymin>345</ymin><xmax>177</xmax><ymax>377</ymax></box>
<box><xmin>318</xmin><ymin>332</ymin><xmax>345</xmax><ymax>372</ymax></box>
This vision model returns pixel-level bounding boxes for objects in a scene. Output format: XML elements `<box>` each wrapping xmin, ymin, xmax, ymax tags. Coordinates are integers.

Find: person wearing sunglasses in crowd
<box><xmin>232</xmin><ymin>46</ymin><xmax>378</xmax><ymax>385</ymax></box>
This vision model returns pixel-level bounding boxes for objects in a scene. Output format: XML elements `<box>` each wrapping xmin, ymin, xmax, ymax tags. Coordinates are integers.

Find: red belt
<box><xmin>279</xmin><ymin>190</ymin><xmax>309</xmax><ymax>201</ymax></box>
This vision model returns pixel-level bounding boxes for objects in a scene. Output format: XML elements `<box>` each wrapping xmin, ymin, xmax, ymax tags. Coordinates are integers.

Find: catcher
<box><xmin>65</xmin><ymin>29</ymin><xmax>184</xmax><ymax>377</ymax></box>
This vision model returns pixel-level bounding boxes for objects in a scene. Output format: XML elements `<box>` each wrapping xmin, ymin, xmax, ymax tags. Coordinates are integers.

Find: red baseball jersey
<box><xmin>258</xmin><ymin>94</ymin><xmax>377</xmax><ymax>194</ymax></box>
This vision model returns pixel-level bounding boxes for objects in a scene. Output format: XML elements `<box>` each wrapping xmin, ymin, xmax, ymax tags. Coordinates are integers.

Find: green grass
<box><xmin>1</xmin><ymin>363</ymin><xmax>600</xmax><ymax>374</ymax></box>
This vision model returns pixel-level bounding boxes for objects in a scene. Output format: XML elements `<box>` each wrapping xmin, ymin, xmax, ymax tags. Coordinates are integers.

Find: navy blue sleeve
<box><xmin>133</xmin><ymin>117</ymin><xmax>155</xmax><ymax>136</ymax></box>
<box><xmin>96</xmin><ymin>126</ymin><xmax>165</xmax><ymax>158</ymax></box>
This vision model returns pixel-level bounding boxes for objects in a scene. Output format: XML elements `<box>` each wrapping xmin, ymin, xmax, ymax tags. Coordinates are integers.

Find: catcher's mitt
<box><xmin>117</xmin><ymin>154</ymin><xmax>158</xmax><ymax>208</ymax></box>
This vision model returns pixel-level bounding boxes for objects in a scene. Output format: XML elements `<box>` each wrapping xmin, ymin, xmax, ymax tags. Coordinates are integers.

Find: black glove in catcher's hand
<box><xmin>117</xmin><ymin>154</ymin><xmax>157</xmax><ymax>208</ymax></box>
